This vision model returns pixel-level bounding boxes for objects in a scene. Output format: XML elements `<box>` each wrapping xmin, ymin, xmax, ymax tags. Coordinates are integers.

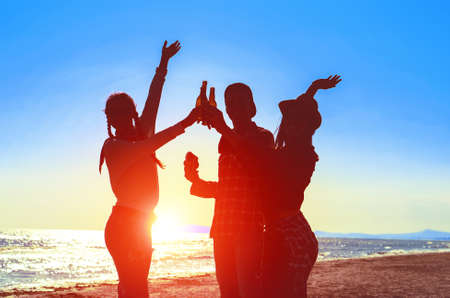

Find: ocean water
<box><xmin>1</xmin><ymin>228</ymin><xmax>449</xmax><ymax>292</ymax></box>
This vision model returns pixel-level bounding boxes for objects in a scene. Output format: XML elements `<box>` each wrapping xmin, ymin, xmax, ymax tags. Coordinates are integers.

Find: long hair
<box><xmin>275</xmin><ymin>94</ymin><xmax>322</xmax><ymax>151</ymax></box>
<box><xmin>99</xmin><ymin>92</ymin><xmax>163</xmax><ymax>173</ymax></box>
<box><xmin>274</xmin><ymin>116</ymin><xmax>288</xmax><ymax>150</ymax></box>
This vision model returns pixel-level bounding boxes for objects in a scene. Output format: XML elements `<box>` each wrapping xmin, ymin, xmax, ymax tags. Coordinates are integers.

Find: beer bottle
<box><xmin>209</xmin><ymin>87</ymin><xmax>216</xmax><ymax>107</ymax></box>
<box><xmin>196</xmin><ymin>81</ymin><xmax>208</xmax><ymax>107</ymax></box>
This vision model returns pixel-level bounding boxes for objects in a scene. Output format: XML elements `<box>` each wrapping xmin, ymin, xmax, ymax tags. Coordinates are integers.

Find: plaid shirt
<box><xmin>190</xmin><ymin>123</ymin><xmax>274</xmax><ymax>238</ymax></box>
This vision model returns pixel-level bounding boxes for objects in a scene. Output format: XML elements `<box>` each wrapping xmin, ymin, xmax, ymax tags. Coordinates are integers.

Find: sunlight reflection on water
<box><xmin>1</xmin><ymin>229</ymin><xmax>449</xmax><ymax>292</ymax></box>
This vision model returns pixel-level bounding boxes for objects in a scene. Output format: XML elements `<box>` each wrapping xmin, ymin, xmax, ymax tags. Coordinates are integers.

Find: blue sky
<box><xmin>1</xmin><ymin>1</ymin><xmax>449</xmax><ymax>232</ymax></box>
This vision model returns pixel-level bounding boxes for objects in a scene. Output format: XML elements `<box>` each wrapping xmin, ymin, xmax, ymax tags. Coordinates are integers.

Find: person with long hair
<box><xmin>201</xmin><ymin>75</ymin><xmax>341</xmax><ymax>297</ymax></box>
<box><xmin>99</xmin><ymin>40</ymin><xmax>201</xmax><ymax>297</ymax></box>
<box><xmin>260</xmin><ymin>75</ymin><xmax>341</xmax><ymax>297</ymax></box>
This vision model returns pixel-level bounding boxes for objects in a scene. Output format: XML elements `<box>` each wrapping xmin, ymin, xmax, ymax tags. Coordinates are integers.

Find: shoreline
<box><xmin>2</xmin><ymin>251</ymin><xmax>450</xmax><ymax>297</ymax></box>
<box><xmin>318</xmin><ymin>247</ymin><xmax>450</xmax><ymax>262</ymax></box>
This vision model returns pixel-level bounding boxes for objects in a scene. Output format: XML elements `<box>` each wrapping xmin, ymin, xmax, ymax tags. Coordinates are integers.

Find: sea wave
<box><xmin>1</xmin><ymin>229</ymin><xmax>449</xmax><ymax>292</ymax></box>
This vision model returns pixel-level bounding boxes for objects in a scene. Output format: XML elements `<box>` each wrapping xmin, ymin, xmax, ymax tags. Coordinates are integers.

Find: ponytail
<box><xmin>99</xmin><ymin>141</ymin><xmax>107</xmax><ymax>174</ymax></box>
<box><xmin>107</xmin><ymin>117</ymin><xmax>114</xmax><ymax>138</ymax></box>
<box><xmin>99</xmin><ymin>115</ymin><xmax>115</xmax><ymax>173</ymax></box>
<box><xmin>275</xmin><ymin>117</ymin><xmax>287</xmax><ymax>150</ymax></box>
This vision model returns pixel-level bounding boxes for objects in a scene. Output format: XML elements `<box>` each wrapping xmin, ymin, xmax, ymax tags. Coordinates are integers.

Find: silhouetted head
<box><xmin>100</xmin><ymin>92</ymin><xmax>163</xmax><ymax>172</ymax></box>
<box><xmin>104</xmin><ymin>92</ymin><xmax>142</xmax><ymax>139</ymax></box>
<box><xmin>224</xmin><ymin>83</ymin><xmax>256</xmax><ymax>124</ymax></box>
<box><xmin>275</xmin><ymin>94</ymin><xmax>322</xmax><ymax>150</ymax></box>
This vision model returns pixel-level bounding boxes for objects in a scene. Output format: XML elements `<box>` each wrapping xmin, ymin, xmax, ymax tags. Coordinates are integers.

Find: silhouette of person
<box><xmin>99</xmin><ymin>41</ymin><xmax>201</xmax><ymax>298</ymax></box>
<box><xmin>185</xmin><ymin>82</ymin><xmax>274</xmax><ymax>298</ymax></box>
<box><xmin>260</xmin><ymin>75</ymin><xmax>341</xmax><ymax>297</ymax></box>
<box><xmin>201</xmin><ymin>75</ymin><xmax>341</xmax><ymax>298</ymax></box>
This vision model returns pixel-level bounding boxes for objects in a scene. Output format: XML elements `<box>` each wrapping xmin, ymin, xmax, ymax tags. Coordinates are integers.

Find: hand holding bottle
<box><xmin>195</xmin><ymin>81</ymin><xmax>217</xmax><ymax>128</ymax></box>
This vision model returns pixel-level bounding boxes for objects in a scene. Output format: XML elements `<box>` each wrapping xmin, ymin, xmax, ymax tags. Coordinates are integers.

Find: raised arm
<box><xmin>305</xmin><ymin>75</ymin><xmax>341</xmax><ymax>98</ymax></box>
<box><xmin>140</xmin><ymin>40</ymin><xmax>181</xmax><ymax>137</ymax></box>
<box><xmin>137</xmin><ymin>105</ymin><xmax>197</xmax><ymax>153</ymax></box>
<box><xmin>105</xmin><ymin>107</ymin><xmax>200</xmax><ymax>174</ymax></box>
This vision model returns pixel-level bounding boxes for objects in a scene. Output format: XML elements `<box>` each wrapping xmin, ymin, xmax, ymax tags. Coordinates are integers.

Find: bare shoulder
<box><xmin>101</xmin><ymin>138</ymin><xmax>125</xmax><ymax>156</ymax></box>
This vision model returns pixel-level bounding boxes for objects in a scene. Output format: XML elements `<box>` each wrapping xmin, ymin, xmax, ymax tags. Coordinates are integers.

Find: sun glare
<box><xmin>151</xmin><ymin>213</ymin><xmax>183</xmax><ymax>240</ymax></box>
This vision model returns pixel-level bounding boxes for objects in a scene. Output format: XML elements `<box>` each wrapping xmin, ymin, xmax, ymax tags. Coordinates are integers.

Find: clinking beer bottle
<box><xmin>196</xmin><ymin>81</ymin><xmax>208</xmax><ymax>108</ymax></box>
<box><xmin>209</xmin><ymin>87</ymin><xmax>216</xmax><ymax>107</ymax></box>
<box><xmin>195</xmin><ymin>81</ymin><xmax>209</xmax><ymax>121</ymax></box>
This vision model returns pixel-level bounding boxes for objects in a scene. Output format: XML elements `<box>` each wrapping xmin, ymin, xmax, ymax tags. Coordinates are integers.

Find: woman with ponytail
<box><xmin>99</xmin><ymin>41</ymin><xmax>200</xmax><ymax>298</ymax></box>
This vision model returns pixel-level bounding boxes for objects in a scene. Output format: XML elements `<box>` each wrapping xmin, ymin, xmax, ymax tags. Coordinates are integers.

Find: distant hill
<box><xmin>315</xmin><ymin>229</ymin><xmax>450</xmax><ymax>241</ymax></box>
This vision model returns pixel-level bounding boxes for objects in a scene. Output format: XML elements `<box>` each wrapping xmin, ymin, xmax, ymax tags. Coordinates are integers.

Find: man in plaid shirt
<box><xmin>185</xmin><ymin>83</ymin><xmax>273</xmax><ymax>298</ymax></box>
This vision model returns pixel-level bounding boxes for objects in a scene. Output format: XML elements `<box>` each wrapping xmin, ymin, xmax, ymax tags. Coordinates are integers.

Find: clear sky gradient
<box><xmin>1</xmin><ymin>1</ymin><xmax>449</xmax><ymax>233</ymax></box>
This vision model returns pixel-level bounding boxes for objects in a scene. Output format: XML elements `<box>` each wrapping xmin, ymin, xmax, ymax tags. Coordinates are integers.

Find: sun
<box><xmin>151</xmin><ymin>213</ymin><xmax>183</xmax><ymax>240</ymax></box>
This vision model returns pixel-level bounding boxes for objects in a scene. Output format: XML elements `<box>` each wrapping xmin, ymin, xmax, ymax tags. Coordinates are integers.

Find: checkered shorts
<box><xmin>266</xmin><ymin>212</ymin><xmax>318</xmax><ymax>271</ymax></box>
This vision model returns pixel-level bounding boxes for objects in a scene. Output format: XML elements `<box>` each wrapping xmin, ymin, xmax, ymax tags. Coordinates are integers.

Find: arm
<box><xmin>298</xmin><ymin>75</ymin><xmax>342</xmax><ymax>122</ymax></box>
<box><xmin>305</xmin><ymin>74</ymin><xmax>342</xmax><ymax>98</ymax></box>
<box><xmin>190</xmin><ymin>180</ymin><xmax>219</xmax><ymax>198</ymax></box>
<box><xmin>140</xmin><ymin>41</ymin><xmax>181</xmax><ymax>137</ymax></box>
<box><xmin>139</xmin><ymin>105</ymin><xmax>197</xmax><ymax>153</ymax></box>
<box><xmin>108</xmin><ymin>106</ymin><xmax>200</xmax><ymax>168</ymax></box>
<box><xmin>184</xmin><ymin>153</ymin><xmax>219</xmax><ymax>198</ymax></box>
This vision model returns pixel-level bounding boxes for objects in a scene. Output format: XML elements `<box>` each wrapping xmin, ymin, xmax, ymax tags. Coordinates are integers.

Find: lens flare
<box><xmin>151</xmin><ymin>213</ymin><xmax>183</xmax><ymax>240</ymax></box>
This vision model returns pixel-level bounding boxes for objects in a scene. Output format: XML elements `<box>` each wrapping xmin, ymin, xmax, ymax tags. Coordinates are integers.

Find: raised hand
<box><xmin>162</xmin><ymin>40</ymin><xmax>181</xmax><ymax>60</ymax></box>
<box><xmin>312</xmin><ymin>75</ymin><xmax>342</xmax><ymax>90</ymax></box>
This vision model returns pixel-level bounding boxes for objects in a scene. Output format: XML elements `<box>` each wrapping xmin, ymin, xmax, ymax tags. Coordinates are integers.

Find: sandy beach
<box><xmin>3</xmin><ymin>252</ymin><xmax>449</xmax><ymax>297</ymax></box>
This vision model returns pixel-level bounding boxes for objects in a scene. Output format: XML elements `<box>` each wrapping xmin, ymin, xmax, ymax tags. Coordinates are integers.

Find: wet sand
<box><xmin>3</xmin><ymin>252</ymin><xmax>450</xmax><ymax>297</ymax></box>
